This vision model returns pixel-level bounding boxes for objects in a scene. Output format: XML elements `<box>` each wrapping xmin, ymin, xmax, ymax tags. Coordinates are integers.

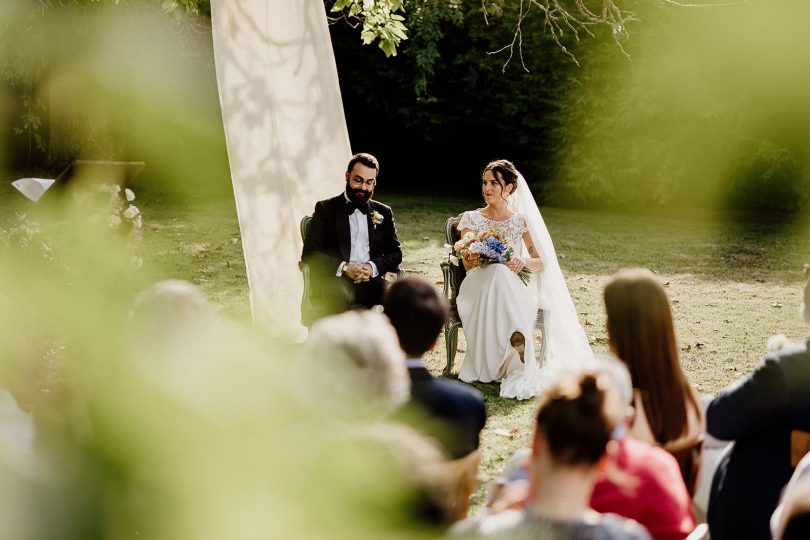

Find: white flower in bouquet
<box><xmin>133</xmin><ymin>215</ymin><xmax>143</xmax><ymax>230</ymax></box>
<box><xmin>123</xmin><ymin>205</ymin><xmax>140</xmax><ymax>220</ymax></box>
<box><xmin>125</xmin><ymin>188</ymin><xmax>135</xmax><ymax>202</ymax></box>
<box><xmin>107</xmin><ymin>214</ymin><xmax>122</xmax><ymax>228</ymax></box>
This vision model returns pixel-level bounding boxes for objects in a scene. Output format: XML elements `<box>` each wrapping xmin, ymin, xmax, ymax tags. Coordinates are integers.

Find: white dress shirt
<box><xmin>336</xmin><ymin>194</ymin><xmax>379</xmax><ymax>278</ymax></box>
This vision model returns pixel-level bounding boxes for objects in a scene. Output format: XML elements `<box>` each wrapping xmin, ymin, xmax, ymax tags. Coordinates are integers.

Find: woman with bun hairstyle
<box><xmin>452</xmin><ymin>371</ymin><xmax>651</xmax><ymax>539</ymax></box>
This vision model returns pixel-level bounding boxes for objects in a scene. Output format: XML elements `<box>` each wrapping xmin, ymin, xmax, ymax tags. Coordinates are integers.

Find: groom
<box><xmin>301</xmin><ymin>153</ymin><xmax>402</xmax><ymax>323</ymax></box>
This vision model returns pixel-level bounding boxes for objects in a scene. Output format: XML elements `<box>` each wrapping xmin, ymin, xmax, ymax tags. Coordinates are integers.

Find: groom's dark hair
<box><xmin>347</xmin><ymin>152</ymin><xmax>380</xmax><ymax>174</ymax></box>
<box><xmin>384</xmin><ymin>278</ymin><xmax>448</xmax><ymax>358</ymax></box>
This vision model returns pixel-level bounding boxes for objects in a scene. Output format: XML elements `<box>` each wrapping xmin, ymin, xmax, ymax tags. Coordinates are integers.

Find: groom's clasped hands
<box><xmin>345</xmin><ymin>262</ymin><xmax>373</xmax><ymax>284</ymax></box>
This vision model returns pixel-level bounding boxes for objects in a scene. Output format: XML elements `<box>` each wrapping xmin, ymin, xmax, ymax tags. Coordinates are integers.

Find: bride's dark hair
<box><xmin>482</xmin><ymin>160</ymin><xmax>519</xmax><ymax>203</ymax></box>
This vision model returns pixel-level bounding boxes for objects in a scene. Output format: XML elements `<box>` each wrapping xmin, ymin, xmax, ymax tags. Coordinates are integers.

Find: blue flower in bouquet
<box><xmin>483</xmin><ymin>236</ymin><xmax>508</xmax><ymax>260</ymax></box>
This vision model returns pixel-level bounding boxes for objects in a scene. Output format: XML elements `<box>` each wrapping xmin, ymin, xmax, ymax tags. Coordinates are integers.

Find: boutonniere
<box><xmin>371</xmin><ymin>210</ymin><xmax>384</xmax><ymax>229</ymax></box>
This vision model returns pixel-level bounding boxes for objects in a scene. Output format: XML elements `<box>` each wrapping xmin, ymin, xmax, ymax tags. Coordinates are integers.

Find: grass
<box><xmin>4</xmin><ymin>186</ymin><xmax>808</xmax><ymax>510</ymax></box>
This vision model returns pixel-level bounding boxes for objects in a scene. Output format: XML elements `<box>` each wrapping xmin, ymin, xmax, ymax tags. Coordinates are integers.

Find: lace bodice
<box><xmin>458</xmin><ymin>211</ymin><xmax>528</xmax><ymax>251</ymax></box>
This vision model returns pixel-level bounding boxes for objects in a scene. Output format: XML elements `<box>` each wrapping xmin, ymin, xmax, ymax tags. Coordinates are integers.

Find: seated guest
<box><xmin>307</xmin><ymin>310</ymin><xmax>410</xmax><ymax>413</ymax></box>
<box><xmin>772</xmin><ymin>452</ymin><xmax>810</xmax><ymax>539</ymax></box>
<box><xmin>384</xmin><ymin>278</ymin><xmax>486</xmax><ymax>519</ymax></box>
<box><xmin>383</xmin><ymin>278</ymin><xmax>486</xmax><ymax>460</ymax></box>
<box><xmin>707</xmin><ymin>272</ymin><xmax>810</xmax><ymax>540</ymax></box>
<box><xmin>128</xmin><ymin>279</ymin><xmax>225</xmax><ymax>365</ymax></box>
<box><xmin>604</xmin><ymin>268</ymin><xmax>704</xmax><ymax>494</ymax></box>
<box><xmin>130</xmin><ymin>280</ymin><xmax>216</xmax><ymax>335</ymax></box>
<box><xmin>359</xmin><ymin>421</ymin><xmax>458</xmax><ymax>528</ymax></box>
<box><xmin>300</xmin><ymin>153</ymin><xmax>402</xmax><ymax>323</ymax></box>
<box><xmin>452</xmin><ymin>371</ymin><xmax>651</xmax><ymax>539</ymax></box>
<box><xmin>487</xmin><ymin>358</ymin><xmax>695</xmax><ymax>540</ymax></box>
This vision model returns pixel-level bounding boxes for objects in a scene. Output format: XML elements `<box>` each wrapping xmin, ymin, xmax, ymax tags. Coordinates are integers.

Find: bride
<box><xmin>456</xmin><ymin>159</ymin><xmax>592</xmax><ymax>399</ymax></box>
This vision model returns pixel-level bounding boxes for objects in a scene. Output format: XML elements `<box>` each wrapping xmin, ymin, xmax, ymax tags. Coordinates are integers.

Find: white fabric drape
<box><xmin>210</xmin><ymin>0</ymin><xmax>351</xmax><ymax>333</ymax></box>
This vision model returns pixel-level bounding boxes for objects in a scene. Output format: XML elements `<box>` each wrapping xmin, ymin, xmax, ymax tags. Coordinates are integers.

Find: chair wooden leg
<box><xmin>536</xmin><ymin>310</ymin><xmax>547</xmax><ymax>367</ymax></box>
<box><xmin>444</xmin><ymin>322</ymin><xmax>460</xmax><ymax>376</ymax></box>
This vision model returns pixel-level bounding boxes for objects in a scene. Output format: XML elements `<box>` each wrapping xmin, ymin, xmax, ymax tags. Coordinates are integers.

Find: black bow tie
<box><xmin>346</xmin><ymin>201</ymin><xmax>369</xmax><ymax>215</ymax></box>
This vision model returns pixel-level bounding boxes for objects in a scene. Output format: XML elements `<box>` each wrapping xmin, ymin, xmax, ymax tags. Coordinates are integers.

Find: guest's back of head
<box><xmin>603</xmin><ymin>268</ymin><xmax>700</xmax><ymax>444</ymax></box>
<box><xmin>129</xmin><ymin>279</ymin><xmax>219</xmax><ymax>359</ymax></box>
<box><xmin>308</xmin><ymin>310</ymin><xmax>409</xmax><ymax>410</ymax></box>
<box><xmin>383</xmin><ymin>278</ymin><xmax>448</xmax><ymax>358</ymax></box>
<box><xmin>536</xmin><ymin>371</ymin><xmax>623</xmax><ymax>467</ymax></box>
<box><xmin>130</xmin><ymin>280</ymin><xmax>214</xmax><ymax>332</ymax></box>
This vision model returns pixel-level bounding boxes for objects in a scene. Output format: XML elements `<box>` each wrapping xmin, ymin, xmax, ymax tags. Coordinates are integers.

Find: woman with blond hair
<box><xmin>603</xmin><ymin>268</ymin><xmax>704</xmax><ymax>494</ymax></box>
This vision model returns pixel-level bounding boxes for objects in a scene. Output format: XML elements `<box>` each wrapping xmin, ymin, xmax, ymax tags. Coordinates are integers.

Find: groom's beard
<box><xmin>346</xmin><ymin>186</ymin><xmax>373</xmax><ymax>205</ymax></box>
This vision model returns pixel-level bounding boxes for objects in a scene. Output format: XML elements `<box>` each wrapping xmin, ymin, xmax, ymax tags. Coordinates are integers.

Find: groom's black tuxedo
<box><xmin>301</xmin><ymin>193</ymin><xmax>402</xmax><ymax>319</ymax></box>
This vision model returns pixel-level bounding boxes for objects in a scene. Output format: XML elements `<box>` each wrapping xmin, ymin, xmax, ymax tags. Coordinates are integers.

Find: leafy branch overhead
<box><xmin>328</xmin><ymin>0</ymin><xmax>409</xmax><ymax>57</ymax></box>
<box><xmin>328</xmin><ymin>0</ymin><xmax>636</xmax><ymax>67</ymax></box>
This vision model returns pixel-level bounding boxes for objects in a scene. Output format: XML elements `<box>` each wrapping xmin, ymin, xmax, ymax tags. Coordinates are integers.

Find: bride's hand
<box><xmin>504</xmin><ymin>258</ymin><xmax>526</xmax><ymax>273</ymax></box>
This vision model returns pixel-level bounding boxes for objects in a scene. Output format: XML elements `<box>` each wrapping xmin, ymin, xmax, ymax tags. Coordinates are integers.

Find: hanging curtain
<box><xmin>210</xmin><ymin>0</ymin><xmax>351</xmax><ymax>333</ymax></box>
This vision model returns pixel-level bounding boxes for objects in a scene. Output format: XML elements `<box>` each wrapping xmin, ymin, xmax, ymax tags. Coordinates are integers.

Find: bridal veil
<box><xmin>502</xmin><ymin>173</ymin><xmax>593</xmax><ymax>396</ymax></box>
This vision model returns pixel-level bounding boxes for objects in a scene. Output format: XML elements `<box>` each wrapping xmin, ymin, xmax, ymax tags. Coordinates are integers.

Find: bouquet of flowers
<box><xmin>452</xmin><ymin>228</ymin><xmax>532</xmax><ymax>286</ymax></box>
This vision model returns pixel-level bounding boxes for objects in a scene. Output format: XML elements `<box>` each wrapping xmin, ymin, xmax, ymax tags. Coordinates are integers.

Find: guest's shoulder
<box><xmin>772</xmin><ymin>340</ymin><xmax>810</xmax><ymax>389</ymax></box>
<box><xmin>598</xmin><ymin>513</ymin><xmax>653</xmax><ymax>540</ymax></box>
<box><xmin>739</xmin><ymin>341</ymin><xmax>808</xmax><ymax>384</ymax></box>
<box><xmin>769</xmin><ymin>339</ymin><xmax>810</xmax><ymax>363</ymax></box>
<box><xmin>450</xmin><ymin>509</ymin><xmax>524</xmax><ymax>537</ymax></box>
<box><xmin>433</xmin><ymin>377</ymin><xmax>485</xmax><ymax>404</ymax></box>
<box><xmin>620</xmin><ymin>438</ymin><xmax>684</xmax><ymax>485</ymax></box>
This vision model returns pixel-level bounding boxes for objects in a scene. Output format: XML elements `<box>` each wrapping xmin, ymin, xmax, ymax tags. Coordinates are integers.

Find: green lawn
<box><xmin>132</xmin><ymin>192</ymin><xmax>809</xmax><ymax>509</ymax></box>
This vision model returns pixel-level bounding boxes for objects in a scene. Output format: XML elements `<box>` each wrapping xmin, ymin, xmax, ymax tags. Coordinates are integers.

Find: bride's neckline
<box><xmin>476</xmin><ymin>209</ymin><xmax>517</xmax><ymax>223</ymax></box>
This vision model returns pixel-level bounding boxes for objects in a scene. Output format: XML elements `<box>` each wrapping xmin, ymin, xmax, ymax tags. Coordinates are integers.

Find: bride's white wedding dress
<box><xmin>457</xmin><ymin>211</ymin><xmax>539</xmax><ymax>393</ymax></box>
<box><xmin>455</xmin><ymin>174</ymin><xmax>593</xmax><ymax>399</ymax></box>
